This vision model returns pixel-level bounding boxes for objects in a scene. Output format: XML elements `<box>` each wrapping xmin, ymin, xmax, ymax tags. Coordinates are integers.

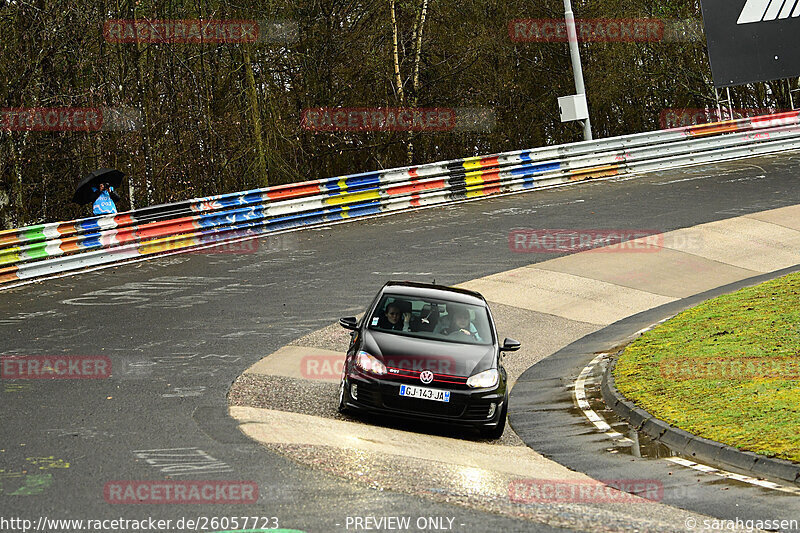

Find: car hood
<box><xmin>363</xmin><ymin>330</ymin><xmax>495</xmax><ymax>377</ymax></box>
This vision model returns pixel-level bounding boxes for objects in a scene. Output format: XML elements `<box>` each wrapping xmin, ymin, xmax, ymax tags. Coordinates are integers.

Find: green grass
<box><xmin>614</xmin><ymin>271</ymin><xmax>800</xmax><ymax>462</ymax></box>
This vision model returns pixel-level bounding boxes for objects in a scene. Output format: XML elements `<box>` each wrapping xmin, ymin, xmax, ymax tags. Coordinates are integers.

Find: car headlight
<box><xmin>467</xmin><ymin>368</ymin><xmax>499</xmax><ymax>389</ymax></box>
<box><xmin>356</xmin><ymin>351</ymin><xmax>387</xmax><ymax>376</ymax></box>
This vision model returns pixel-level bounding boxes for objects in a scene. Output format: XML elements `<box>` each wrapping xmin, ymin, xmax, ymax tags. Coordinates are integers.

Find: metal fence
<box><xmin>2</xmin><ymin>111</ymin><xmax>799</xmax><ymax>288</ymax></box>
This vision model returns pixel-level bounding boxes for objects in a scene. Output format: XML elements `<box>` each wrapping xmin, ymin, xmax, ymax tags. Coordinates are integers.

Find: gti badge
<box><xmin>420</xmin><ymin>370</ymin><xmax>434</xmax><ymax>384</ymax></box>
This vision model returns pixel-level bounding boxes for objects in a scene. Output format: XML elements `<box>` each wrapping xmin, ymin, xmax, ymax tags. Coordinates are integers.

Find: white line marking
<box><xmin>666</xmin><ymin>457</ymin><xmax>800</xmax><ymax>495</ymax></box>
<box><xmin>653</xmin><ymin>175</ymin><xmax>716</xmax><ymax>185</ymax></box>
<box><xmin>721</xmin><ymin>174</ymin><xmax>766</xmax><ymax>183</ymax></box>
<box><xmin>574</xmin><ymin>353</ymin><xmax>634</xmax><ymax>443</ymax></box>
<box><xmin>573</xmin><ymin>347</ymin><xmax>800</xmax><ymax>494</ymax></box>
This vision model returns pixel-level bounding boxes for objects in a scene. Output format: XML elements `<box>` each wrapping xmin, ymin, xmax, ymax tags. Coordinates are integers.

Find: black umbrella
<box><xmin>72</xmin><ymin>168</ymin><xmax>125</xmax><ymax>205</ymax></box>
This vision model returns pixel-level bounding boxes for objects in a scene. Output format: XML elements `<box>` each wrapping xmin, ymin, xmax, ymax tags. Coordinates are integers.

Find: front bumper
<box><xmin>343</xmin><ymin>371</ymin><xmax>506</xmax><ymax>429</ymax></box>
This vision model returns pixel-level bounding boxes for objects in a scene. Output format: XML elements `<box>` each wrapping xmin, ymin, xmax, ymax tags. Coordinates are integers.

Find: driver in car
<box><xmin>437</xmin><ymin>305</ymin><xmax>483</xmax><ymax>342</ymax></box>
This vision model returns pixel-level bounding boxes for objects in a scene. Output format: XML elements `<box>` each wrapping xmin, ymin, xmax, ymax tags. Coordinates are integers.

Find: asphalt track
<box><xmin>1</xmin><ymin>150</ymin><xmax>800</xmax><ymax>533</ymax></box>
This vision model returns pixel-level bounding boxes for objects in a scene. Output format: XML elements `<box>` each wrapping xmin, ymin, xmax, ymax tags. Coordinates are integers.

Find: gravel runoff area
<box><xmin>228</xmin><ymin>302</ymin><xmax>597</xmax><ymax>446</ymax></box>
<box><xmin>228</xmin><ymin>301</ymin><xmax>599</xmax><ymax>447</ymax></box>
<box><xmin>614</xmin><ymin>270</ymin><xmax>800</xmax><ymax>463</ymax></box>
<box><xmin>227</xmin><ymin>302</ymin><xmax>730</xmax><ymax>532</ymax></box>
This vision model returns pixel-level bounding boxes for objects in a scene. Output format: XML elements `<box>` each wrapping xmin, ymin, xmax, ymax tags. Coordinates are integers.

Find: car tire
<box><xmin>480</xmin><ymin>399</ymin><xmax>507</xmax><ymax>439</ymax></box>
<box><xmin>337</xmin><ymin>373</ymin><xmax>349</xmax><ymax>414</ymax></box>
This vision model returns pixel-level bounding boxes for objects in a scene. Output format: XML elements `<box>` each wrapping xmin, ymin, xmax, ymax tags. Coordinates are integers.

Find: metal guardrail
<box><xmin>1</xmin><ymin>111</ymin><xmax>799</xmax><ymax>288</ymax></box>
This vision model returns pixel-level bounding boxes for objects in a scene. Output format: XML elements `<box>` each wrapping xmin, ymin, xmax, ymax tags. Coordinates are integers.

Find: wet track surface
<box><xmin>2</xmin><ymin>151</ymin><xmax>800</xmax><ymax>532</ymax></box>
<box><xmin>508</xmin><ymin>270</ymin><xmax>800</xmax><ymax>528</ymax></box>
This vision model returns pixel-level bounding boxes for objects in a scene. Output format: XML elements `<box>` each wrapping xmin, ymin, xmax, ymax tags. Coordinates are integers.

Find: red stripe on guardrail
<box><xmin>265</xmin><ymin>182</ymin><xmax>322</xmax><ymax>200</ymax></box>
<box><xmin>751</xmin><ymin>111</ymin><xmax>800</xmax><ymax>128</ymax></box>
<box><xmin>135</xmin><ymin>217</ymin><xmax>199</xmax><ymax>239</ymax></box>
<box><xmin>480</xmin><ymin>171</ymin><xmax>502</xmax><ymax>183</ymax></box>
<box><xmin>0</xmin><ymin>267</ymin><xmax>19</xmax><ymax>283</ymax></box>
<box><xmin>387</xmin><ymin>179</ymin><xmax>447</xmax><ymax>196</ymax></box>
<box><xmin>686</xmin><ymin>122</ymin><xmax>741</xmax><ymax>137</ymax></box>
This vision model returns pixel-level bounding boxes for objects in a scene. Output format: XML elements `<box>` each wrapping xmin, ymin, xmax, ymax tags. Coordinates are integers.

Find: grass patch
<box><xmin>614</xmin><ymin>271</ymin><xmax>800</xmax><ymax>462</ymax></box>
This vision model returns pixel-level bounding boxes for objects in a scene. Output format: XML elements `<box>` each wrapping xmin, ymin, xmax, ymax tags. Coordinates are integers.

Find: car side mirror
<box><xmin>339</xmin><ymin>317</ymin><xmax>359</xmax><ymax>331</ymax></box>
<box><xmin>501</xmin><ymin>338</ymin><xmax>521</xmax><ymax>352</ymax></box>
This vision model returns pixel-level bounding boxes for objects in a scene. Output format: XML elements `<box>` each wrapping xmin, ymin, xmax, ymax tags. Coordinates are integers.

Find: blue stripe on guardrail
<box><xmin>510</xmin><ymin>161</ymin><xmax>561</xmax><ymax>177</ymax></box>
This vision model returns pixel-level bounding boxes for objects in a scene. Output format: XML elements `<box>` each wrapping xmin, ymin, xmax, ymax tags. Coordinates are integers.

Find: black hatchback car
<box><xmin>337</xmin><ymin>281</ymin><xmax>520</xmax><ymax>438</ymax></box>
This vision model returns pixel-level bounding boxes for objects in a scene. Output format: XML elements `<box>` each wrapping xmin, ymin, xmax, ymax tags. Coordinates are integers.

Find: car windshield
<box><xmin>368</xmin><ymin>294</ymin><xmax>493</xmax><ymax>345</ymax></box>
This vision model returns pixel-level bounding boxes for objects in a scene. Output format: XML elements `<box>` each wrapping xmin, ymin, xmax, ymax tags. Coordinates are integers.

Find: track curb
<box><xmin>601</xmin><ymin>324</ymin><xmax>800</xmax><ymax>488</ymax></box>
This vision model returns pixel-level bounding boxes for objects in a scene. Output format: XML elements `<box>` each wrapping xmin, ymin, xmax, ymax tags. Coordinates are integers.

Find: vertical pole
<box><xmin>726</xmin><ymin>87</ymin><xmax>732</xmax><ymax>120</ymax></box>
<box><xmin>128</xmin><ymin>178</ymin><xmax>135</xmax><ymax>211</ymax></box>
<box><xmin>564</xmin><ymin>0</ymin><xmax>592</xmax><ymax>140</ymax></box>
<box><xmin>714</xmin><ymin>87</ymin><xmax>733</xmax><ymax>121</ymax></box>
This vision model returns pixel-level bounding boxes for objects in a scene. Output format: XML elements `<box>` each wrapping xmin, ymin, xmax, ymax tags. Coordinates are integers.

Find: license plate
<box><xmin>399</xmin><ymin>385</ymin><xmax>450</xmax><ymax>403</ymax></box>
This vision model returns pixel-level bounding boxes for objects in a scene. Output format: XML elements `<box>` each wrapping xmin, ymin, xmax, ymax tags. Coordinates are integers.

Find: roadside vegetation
<box><xmin>2</xmin><ymin>0</ymin><xmax>797</xmax><ymax>228</ymax></box>
<box><xmin>614</xmin><ymin>271</ymin><xmax>800</xmax><ymax>462</ymax></box>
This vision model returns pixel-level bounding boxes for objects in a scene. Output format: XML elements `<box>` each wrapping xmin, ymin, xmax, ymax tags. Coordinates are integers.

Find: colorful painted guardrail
<box><xmin>1</xmin><ymin>111</ymin><xmax>799</xmax><ymax>288</ymax></box>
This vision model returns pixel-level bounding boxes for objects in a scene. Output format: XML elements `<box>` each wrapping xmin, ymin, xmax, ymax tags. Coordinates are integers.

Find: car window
<box><xmin>368</xmin><ymin>294</ymin><xmax>493</xmax><ymax>345</ymax></box>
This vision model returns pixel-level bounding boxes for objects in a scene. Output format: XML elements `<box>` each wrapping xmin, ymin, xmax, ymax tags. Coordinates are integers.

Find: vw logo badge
<box><xmin>420</xmin><ymin>370</ymin><xmax>434</xmax><ymax>384</ymax></box>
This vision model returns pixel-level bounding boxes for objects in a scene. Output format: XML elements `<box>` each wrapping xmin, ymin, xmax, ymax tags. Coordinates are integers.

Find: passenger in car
<box><xmin>376</xmin><ymin>302</ymin><xmax>412</xmax><ymax>331</ymax></box>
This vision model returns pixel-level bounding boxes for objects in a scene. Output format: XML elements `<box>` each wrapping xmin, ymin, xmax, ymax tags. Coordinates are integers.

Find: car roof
<box><xmin>380</xmin><ymin>281</ymin><xmax>487</xmax><ymax>306</ymax></box>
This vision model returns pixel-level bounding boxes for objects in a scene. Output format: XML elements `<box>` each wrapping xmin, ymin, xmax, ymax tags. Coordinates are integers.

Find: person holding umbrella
<box><xmin>91</xmin><ymin>182</ymin><xmax>120</xmax><ymax>215</ymax></box>
<box><xmin>72</xmin><ymin>168</ymin><xmax>125</xmax><ymax>216</ymax></box>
